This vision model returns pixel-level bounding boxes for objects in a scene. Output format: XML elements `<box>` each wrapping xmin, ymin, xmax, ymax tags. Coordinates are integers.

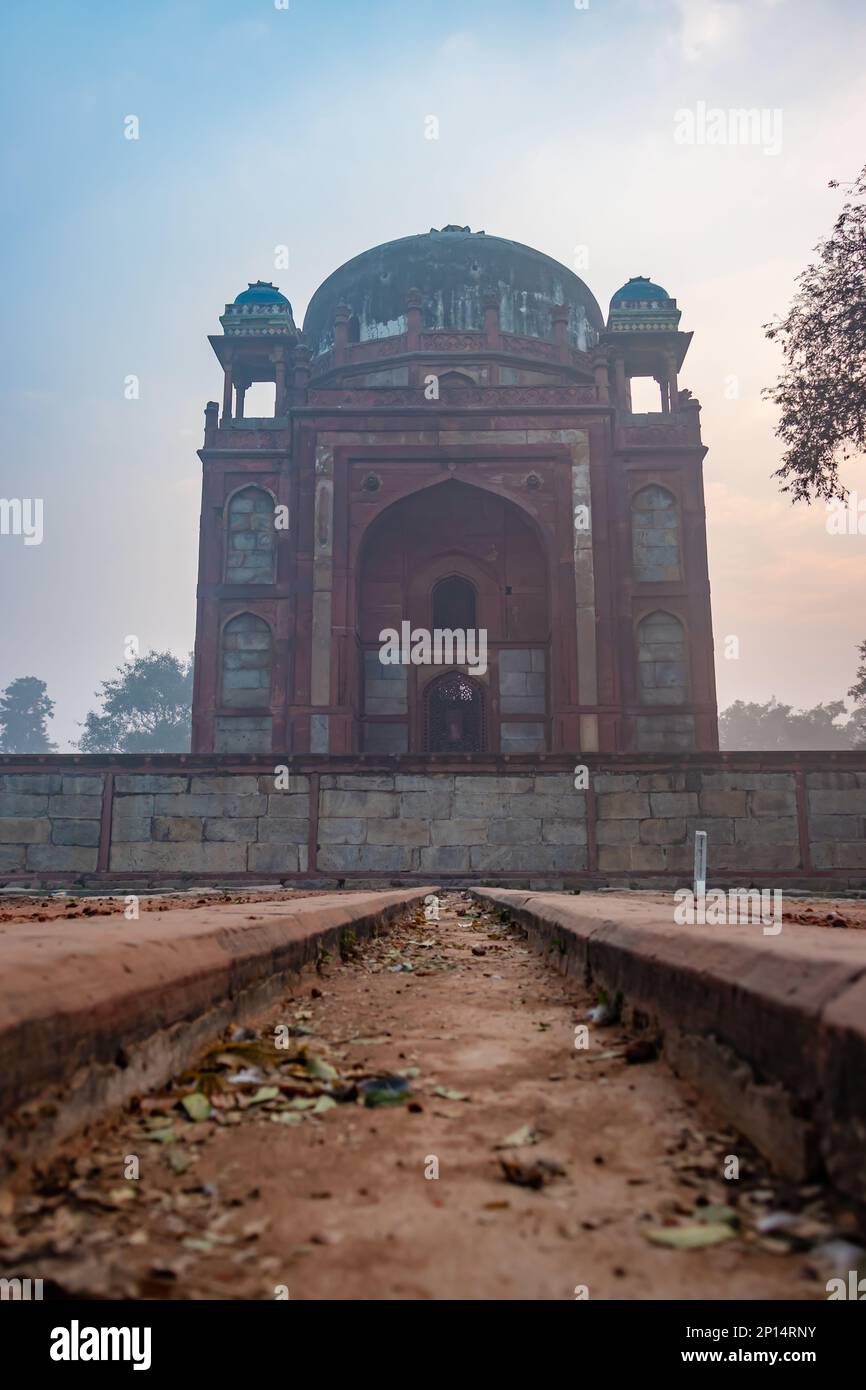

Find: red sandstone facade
<box><xmin>191</xmin><ymin>230</ymin><xmax>718</xmax><ymax>757</ymax></box>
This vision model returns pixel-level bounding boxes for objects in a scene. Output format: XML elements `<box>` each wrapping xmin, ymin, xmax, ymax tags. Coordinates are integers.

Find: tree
<box><xmin>78</xmin><ymin>651</ymin><xmax>193</xmax><ymax>753</ymax></box>
<box><xmin>764</xmin><ymin>164</ymin><xmax>866</xmax><ymax>501</ymax></box>
<box><xmin>719</xmin><ymin>698</ymin><xmax>855</xmax><ymax>751</ymax></box>
<box><xmin>848</xmin><ymin>640</ymin><xmax>866</xmax><ymax>747</ymax></box>
<box><xmin>0</xmin><ymin>676</ymin><xmax>57</xmax><ymax>752</ymax></box>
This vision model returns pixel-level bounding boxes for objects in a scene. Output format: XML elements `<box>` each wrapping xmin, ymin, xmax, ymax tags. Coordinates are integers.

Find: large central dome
<box><xmin>302</xmin><ymin>226</ymin><xmax>604</xmax><ymax>357</ymax></box>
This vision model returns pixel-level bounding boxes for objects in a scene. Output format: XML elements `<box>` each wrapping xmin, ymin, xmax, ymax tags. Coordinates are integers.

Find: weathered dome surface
<box><xmin>234</xmin><ymin>281</ymin><xmax>291</xmax><ymax>307</ymax></box>
<box><xmin>302</xmin><ymin>227</ymin><xmax>604</xmax><ymax>357</ymax></box>
<box><xmin>610</xmin><ymin>276</ymin><xmax>670</xmax><ymax>303</ymax></box>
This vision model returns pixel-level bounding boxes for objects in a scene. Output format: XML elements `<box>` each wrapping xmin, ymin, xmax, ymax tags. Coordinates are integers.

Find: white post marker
<box><xmin>693</xmin><ymin>829</ymin><xmax>707</xmax><ymax>899</ymax></box>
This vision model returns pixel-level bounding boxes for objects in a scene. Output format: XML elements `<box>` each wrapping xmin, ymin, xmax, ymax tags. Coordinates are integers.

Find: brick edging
<box><xmin>0</xmin><ymin>888</ymin><xmax>433</xmax><ymax>1168</ymax></box>
<box><xmin>471</xmin><ymin>887</ymin><xmax>866</xmax><ymax>1204</ymax></box>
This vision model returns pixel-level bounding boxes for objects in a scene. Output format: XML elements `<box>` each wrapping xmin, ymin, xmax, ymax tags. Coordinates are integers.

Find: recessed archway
<box><xmin>356</xmin><ymin>478</ymin><xmax>550</xmax><ymax>753</ymax></box>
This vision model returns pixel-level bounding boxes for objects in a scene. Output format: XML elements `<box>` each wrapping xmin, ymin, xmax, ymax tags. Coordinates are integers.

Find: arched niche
<box><xmin>636</xmin><ymin>610</ymin><xmax>688</xmax><ymax>705</ymax></box>
<box><xmin>220</xmin><ymin>612</ymin><xmax>273</xmax><ymax>708</ymax></box>
<box><xmin>225</xmin><ymin>486</ymin><xmax>277</xmax><ymax>584</ymax></box>
<box><xmin>631</xmin><ymin>484</ymin><xmax>681</xmax><ymax>583</ymax></box>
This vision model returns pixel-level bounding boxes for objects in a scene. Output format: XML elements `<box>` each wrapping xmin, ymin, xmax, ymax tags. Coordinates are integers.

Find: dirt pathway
<box><xmin>1</xmin><ymin>892</ymin><xmax>855</xmax><ymax>1300</ymax></box>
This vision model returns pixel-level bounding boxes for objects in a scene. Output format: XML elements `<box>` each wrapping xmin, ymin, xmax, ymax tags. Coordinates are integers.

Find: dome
<box><xmin>302</xmin><ymin>226</ymin><xmax>604</xmax><ymax>356</ymax></box>
<box><xmin>221</xmin><ymin>280</ymin><xmax>298</xmax><ymax>338</ymax></box>
<box><xmin>610</xmin><ymin>276</ymin><xmax>671</xmax><ymax>304</ymax></box>
<box><xmin>607</xmin><ymin>275</ymin><xmax>681</xmax><ymax>334</ymax></box>
<box><xmin>234</xmin><ymin>281</ymin><xmax>291</xmax><ymax>307</ymax></box>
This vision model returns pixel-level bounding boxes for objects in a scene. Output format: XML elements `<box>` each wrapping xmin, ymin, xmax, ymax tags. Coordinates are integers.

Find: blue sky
<box><xmin>1</xmin><ymin>0</ymin><xmax>864</xmax><ymax>745</ymax></box>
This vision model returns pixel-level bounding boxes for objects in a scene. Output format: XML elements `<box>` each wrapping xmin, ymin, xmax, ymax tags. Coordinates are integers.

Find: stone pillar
<box><xmin>614</xmin><ymin>357</ymin><xmax>628</xmax><ymax>410</ymax></box>
<box><xmin>406</xmin><ymin>287</ymin><xmax>423</xmax><ymax>350</ymax></box>
<box><xmin>221</xmin><ymin>360</ymin><xmax>233</xmax><ymax>424</ymax></box>
<box><xmin>666</xmin><ymin>352</ymin><xmax>679</xmax><ymax>412</ymax></box>
<box><xmin>236</xmin><ymin>384</ymin><xmax>246</xmax><ymax>419</ymax></box>
<box><xmin>293</xmin><ymin>345</ymin><xmax>311</xmax><ymax>402</ymax></box>
<box><xmin>273</xmin><ymin>354</ymin><xmax>287</xmax><ymax>415</ymax></box>
<box><xmin>310</xmin><ymin>442</ymin><xmax>335</xmax><ymax>753</ymax></box>
<box><xmin>333</xmin><ymin>303</ymin><xmax>350</xmax><ymax>364</ymax></box>
<box><xmin>571</xmin><ymin>438</ymin><xmax>599</xmax><ymax>751</ymax></box>
<box><xmin>483</xmin><ymin>291</ymin><xmax>501</xmax><ymax>349</ymax></box>
<box><xmin>551</xmin><ymin>303</ymin><xmax>569</xmax><ymax>360</ymax></box>
<box><xmin>592</xmin><ymin>352</ymin><xmax>610</xmax><ymax>404</ymax></box>
<box><xmin>204</xmin><ymin>400</ymin><xmax>218</xmax><ymax>447</ymax></box>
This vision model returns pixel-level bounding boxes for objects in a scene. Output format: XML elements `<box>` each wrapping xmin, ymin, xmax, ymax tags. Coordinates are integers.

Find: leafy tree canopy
<box><xmin>78</xmin><ymin>651</ymin><xmax>193</xmax><ymax>753</ymax></box>
<box><xmin>764</xmin><ymin>164</ymin><xmax>866</xmax><ymax>501</ymax></box>
<box><xmin>719</xmin><ymin>697</ymin><xmax>858</xmax><ymax>751</ymax></box>
<box><xmin>0</xmin><ymin>676</ymin><xmax>57</xmax><ymax>753</ymax></box>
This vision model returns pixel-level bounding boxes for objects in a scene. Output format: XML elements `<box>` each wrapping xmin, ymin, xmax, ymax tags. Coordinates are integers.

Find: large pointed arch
<box><xmin>355</xmin><ymin>477</ymin><xmax>551</xmax><ymax>753</ymax></box>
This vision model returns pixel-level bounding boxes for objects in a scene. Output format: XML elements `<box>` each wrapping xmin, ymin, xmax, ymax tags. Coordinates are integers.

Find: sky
<box><xmin>0</xmin><ymin>0</ymin><xmax>864</xmax><ymax>748</ymax></box>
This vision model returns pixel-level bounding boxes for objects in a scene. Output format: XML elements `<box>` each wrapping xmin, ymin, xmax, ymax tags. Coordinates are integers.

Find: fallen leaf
<box><xmin>305</xmin><ymin>1054</ymin><xmax>339</xmax><ymax>1083</ymax></box>
<box><xmin>107</xmin><ymin>1186</ymin><xmax>137</xmax><ymax>1205</ymax></box>
<box><xmin>247</xmin><ymin>1086</ymin><xmax>280</xmax><ymax>1105</ymax></box>
<box><xmin>145</xmin><ymin>1127</ymin><xmax>176</xmax><ymax>1144</ymax></box>
<box><xmin>645</xmin><ymin>1224</ymin><xmax>736</xmax><ymax>1249</ymax></box>
<box><xmin>181</xmin><ymin>1093</ymin><xmax>213</xmax><ymax>1123</ymax></box>
<box><xmin>494</xmin><ymin>1124</ymin><xmax>538</xmax><ymax>1150</ymax></box>
<box><xmin>698</xmin><ymin>1205</ymin><xmax>738</xmax><ymax>1226</ymax></box>
<box><xmin>312</xmin><ymin>1095</ymin><xmax>337</xmax><ymax>1115</ymax></box>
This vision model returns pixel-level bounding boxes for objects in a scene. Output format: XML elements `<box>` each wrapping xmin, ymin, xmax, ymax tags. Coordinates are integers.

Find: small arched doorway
<box><xmin>431</xmin><ymin>575</ymin><xmax>477</xmax><ymax>630</ymax></box>
<box><xmin>424</xmin><ymin>671</ymin><xmax>487</xmax><ymax>752</ymax></box>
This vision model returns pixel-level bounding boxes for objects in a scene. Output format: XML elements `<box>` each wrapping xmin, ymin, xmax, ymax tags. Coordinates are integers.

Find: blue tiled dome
<box><xmin>610</xmin><ymin>276</ymin><xmax>671</xmax><ymax>303</ymax></box>
<box><xmin>234</xmin><ymin>281</ymin><xmax>291</xmax><ymax>307</ymax></box>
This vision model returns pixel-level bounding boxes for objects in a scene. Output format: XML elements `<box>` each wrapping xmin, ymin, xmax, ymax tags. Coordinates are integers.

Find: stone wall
<box><xmin>1</xmin><ymin>755</ymin><xmax>864</xmax><ymax>888</ymax></box>
<box><xmin>316</xmin><ymin>773</ymin><xmax>583</xmax><ymax>875</ymax></box>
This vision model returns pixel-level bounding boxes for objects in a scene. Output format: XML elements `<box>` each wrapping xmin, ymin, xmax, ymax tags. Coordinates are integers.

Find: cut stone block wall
<box><xmin>225</xmin><ymin>486</ymin><xmax>276</xmax><ymax>584</ymax></box>
<box><xmin>632</xmin><ymin>484</ymin><xmax>681</xmax><ymax>583</ymax></box>
<box><xmin>499</xmin><ymin>649</ymin><xmax>546</xmax><ymax>714</ymax></box>
<box><xmin>111</xmin><ymin>772</ymin><xmax>310</xmax><ymax>875</ymax></box>
<box><xmin>593</xmin><ymin>769</ymin><xmax>801</xmax><ymax>873</ymax></box>
<box><xmin>214</xmin><ymin>715</ymin><xmax>273</xmax><ymax>754</ymax></box>
<box><xmin>220</xmin><ymin>613</ymin><xmax>273</xmax><ymax>709</ymax></box>
<box><xmin>363</xmin><ymin>651</ymin><xmax>408</xmax><ymax>715</ymax></box>
<box><xmin>635</xmin><ymin>714</ymin><xmax>695</xmax><ymax>753</ymax></box>
<box><xmin>1</xmin><ymin>755</ymin><xmax>864</xmax><ymax>887</ymax></box>
<box><xmin>637</xmin><ymin>611</ymin><xmax>689</xmax><ymax>706</ymax></box>
<box><xmin>363</xmin><ymin>722</ymin><xmax>409</xmax><ymax>753</ymax></box>
<box><xmin>0</xmin><ymin>773</ymin><xmax>103</xmax><ymax>874</ymax></box>
<box><xmin>316</xmin><ymin>772</ymin><xmax>585</xmax><ymax>875</ymax></box>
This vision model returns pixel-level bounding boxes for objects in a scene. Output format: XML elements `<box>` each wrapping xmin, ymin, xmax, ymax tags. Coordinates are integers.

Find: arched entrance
<box><xmin>356</xmin><ymin>479</ymin><xmax>550</xmax><ymax>753</ymax></box>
